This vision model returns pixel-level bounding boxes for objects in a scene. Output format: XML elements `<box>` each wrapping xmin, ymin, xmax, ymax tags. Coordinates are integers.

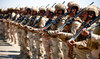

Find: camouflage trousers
<box><xmin>49</xmin><ymin>37</ymin><xmax>70</xmax><ymax>59</ymax></box>
<box><xmin>41</xmin><ymin>36</ymin><xmax>52</xmax><ymax>59</ymax></box>
<box><xmin>9</xmin><ymin>24</ymin><xmax>15</xmax><ymax>43</ymax></box>
<box><xmin>74</xmin><ymin>46</ymin><xmax>91</xmax><ymax>59</ymax></box>
<box><xmin>21</xmin><ymin>29</ymin><xmax>31</xmax><ymax>58</ymax></box>
<box><xmin>4</xmin><ymin>21</ymin><xmax>10</xmax><ymax>40</ymax></box>
<box><xmin>28</xmin><ymin>30</ymin><xmax>47</xmax><ymax>59</ymax></box>
<box><xmin>0</xmin><ymin>20</ymin><xmax>5</xmax><ymax>35</ymax></box>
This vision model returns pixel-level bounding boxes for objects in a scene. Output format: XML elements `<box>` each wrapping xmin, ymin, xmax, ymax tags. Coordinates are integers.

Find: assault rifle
<box><xmin>69</xmin><ymin>15</ymin><xmax>100</xmax><ymax>41</ymax></box>
<box><xmin>25</xmin><ymin>16</ymin><xmax>36</xmax><ymax>26</ymax></box>
<box><xmin>43</xmin><ymin>2</ymin><xmax>57</xmax><ymax>27</ymax></box>
<box><xmin>86</xmin><ymin>22</ymin><xmax>100</xmax><ymax>31</ymax></box>
<box><xmin>20</xmin><ymin>15</ymin><xmax>31</xmax><ymax>25</ymax></box>
<box><xmin>31</xmin><ymin>4</ymin><xmax>50</xmax><ymax>27</ymax></box>
<box><xmin>26</xmin><ymin>4</ymin><xmax>50</xmax><ymax>26</ymax></box>
<box><xmin>57</xmin><ymin>2</ymin><xmax>94</xmax><ymax>32</ymax></box>
<box><xmin>11</xmin><ymin>4</ymin><xmax>20</xmax><ymax>21</ymax></box>
<box><xmin>41</xmin><ymin>1</ymin><xmax>67</xmax><ymax>30</ymax></box>
<box><xmin>16</xmin><ymin>15</ymin><xmax>26</xmax><ymax>23</ymax></box>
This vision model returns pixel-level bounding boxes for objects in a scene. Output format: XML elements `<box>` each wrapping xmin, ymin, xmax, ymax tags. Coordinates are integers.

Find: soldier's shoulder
<box><xmin>74</xmin><ymin>17</ymin><xmax>82</xmax><ymax>23</ymax></box>
<box><xmin>93</xmin><ymin>26</ymin><xmax>100</xmax><ymax>34</ymax></box>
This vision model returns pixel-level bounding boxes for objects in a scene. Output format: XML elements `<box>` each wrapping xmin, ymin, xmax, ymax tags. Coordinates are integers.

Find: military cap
<box><xmin>86</xmin><ymin>5</ymin><xmax>99</xmax><ymax>17</ymax></box>
<box><xmin>55</xmin><ymin>3</ymin><xmax>66</xmax><ymax>10</ymax></box>
<box><xmin>39</xmin><ymin>6</ymin><xmax>46</xmax><ymax>11</ymax></box>
<box><xmin>47</xmin><ymin>7</ymin><xmax>55</xmax><ymax>13</ymax></box>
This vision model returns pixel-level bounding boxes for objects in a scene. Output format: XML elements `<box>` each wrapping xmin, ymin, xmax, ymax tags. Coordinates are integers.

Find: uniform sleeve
<box><xmin>91</xmin><ymin>33</ymin><xmax>100</xmax><ymax>41</ymax></box>
<box><xmin>75</xmin><ymin>40</ymin><xmax>88</xmax><ymax>48</ymax></box>
<box><xmin>39</xmin><ymin>17</ymin><xmax>49</xmax><ymax>28</ymax></box>
<box><xmin>47</xmin><ymin>30</ymin><xmax>55</xmax><ymax>35</ymax></box>
<box><xmin>16</xmin><ymin>14</ymin><xmax>20</xmax><ymax>19</ymax></box>
<box><xmin>12</xmin><ymin>12</ymin><xmax>16</xmax><ymax>17</ymax></box>
<box><xmin>56</xmin><ymin>21</ymin><xmax>81</xmax><ymax>38</ymax></box>
<box><xmin>91</xmin><ymin>26</ymin><xmax>100</xmax><ymax>42</ymax></box>
<box><xmin>57</xmin><ymin>32</ymin><xmax>74</xmax><ymax>38</ymax></box>
<box><xmin>71</xmin><ymin>21</ymin><xmax>81</xmax><ymax>35</ymax></box>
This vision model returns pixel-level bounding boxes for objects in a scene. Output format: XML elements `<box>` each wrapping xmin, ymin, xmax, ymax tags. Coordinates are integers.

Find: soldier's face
<box><xmin>46</xmin><ymin>11</ymin><xmax>49</xmax><ymax>16</ymax></box>
<box><xmin>56</xmin><ymin>10</ymin><xmax>63</xmax><ymax>17</ymax></box>
<box><xmin>88</xmin><ymin>11</ymin><xmax>94</xmax><ymax>19</ymax></box>
<box><xmin>32</xmin><ymin>11</ymin><xmax>37</xmax><ymax>15</ymax></box>
<box><xmin>39</xmin><ymin>10</ymin><xmax>45</xmax><ymax>16</ymax></box>
<box><xmin>46</xmin><ymin>11</ymin><xmax>53</xmax><ymax>16</ymax></box>
<box><xmin>81</xmin><ymin>11</ymin><xmax>88</xmax><ymax>21</ymax></box>
<box><xmin>67</xmin><ymin>7</ymin><xmax>71</xmax><ymax>13</ymax></box>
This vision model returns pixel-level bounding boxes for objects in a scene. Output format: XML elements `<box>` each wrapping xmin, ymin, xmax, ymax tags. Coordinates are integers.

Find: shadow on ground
<box><xmin>0</xmin><ymin>35</ymin><xmax>12</xmax><ymax>46</ymax></box>
<box><xmin>0</xmin><ymin>34</ymin><xmax>20</xmax><ymax>59</ymax></box>
<box><xmin>0</xmin><ymin>54</ymin><xmax>19</xmax><ymax>59</ymax></box>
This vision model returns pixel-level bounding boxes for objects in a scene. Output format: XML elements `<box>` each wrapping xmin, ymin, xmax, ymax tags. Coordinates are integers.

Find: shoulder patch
<box><xmin>74</xmin><ymin>22</ymin><xmax>79</xmax><ymax>26</ymax></box>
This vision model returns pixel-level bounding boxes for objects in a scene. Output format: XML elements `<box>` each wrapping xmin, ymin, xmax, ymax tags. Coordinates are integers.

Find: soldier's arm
<box><xmin>90</xmin><ymin>26</ymin><xmax>100</xmax><ymax>41</ymax></box>
<box><xmin>71</xmin><ymin>20</ymin><xmax>82</xmax><ymax>35</ymax></box>
<box><xmin>59</xmin><ymin>20</ymin><xmax>81</xmax><ymax>38</ymax></box>
<box><xmin>57</xmin><ymin>32</ymin><xmax>74</xmax><ymax>38</ymax></box>
<box><xmin>74</xmin><ymin>40</ymin><xmax>88</xmax><ymax>48</ymax></box>
<box><xmin>91</xmin><ymin>33</ymin><xmax>100</xmax><ymax>41</ymax></box>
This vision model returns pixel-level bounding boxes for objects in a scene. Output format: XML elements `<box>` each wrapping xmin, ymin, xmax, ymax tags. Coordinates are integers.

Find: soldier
<box><xmin>32</xmin><ymin>6</ymin><xmax>47</xmax><ymax>59</ymax></box>
<box><xmin>3</xmin><ymin>8</ymin><xmax>12</xmax><ymax>42</ymax></box>
<box><xmin>46</xmin><ymin>3</ymin><xmax>68</xmax><ymax>59</ymax></box>
<box><xmin>81</xmin><ymin>23</ymin><xmax>100</xmax><ymax>59</ymax></box>
<box><xmin>53</xmin><ymin>2</ymin><xmax>82</xmax><ymax>59</ymax></box>
<box><xmin>9</xmin><ymin>8</ymin><xmax>20</xmax><ymax>44</ymax></box>
<box><xmin>28</xmin><ymin>6</ymin><xmax>52</xmax><ymax>59</ymax></box>
<box><xmin>77</xmin><ymin>6</ymin><xmax>100</xmax><ymax>59</ymax></box>
<box><xmin>0</xmin><ymin>9</ymin><xmax>5</xmax><ymax>37</ymax></box>
<box><xmin>30</xmin><ymin>6</ymin><xmax>47</xmax><ymax>28</ymax></box>
<box><xmin>68</xmin><ymin>5</ymin><xmax>99</xmax><ymax>59</ymax></box>
<box><xmin>26</xmin><ymin>7</ymin><xmax>39</xmax><ymax>59</ymax></box>
<box><xmin>0</xmin><ymin>9</ymin><xmax>3</xmax><ymax>19</ymax></box>
<box><xmin>14</xmin><ymin>7</ymin><xmax>27</xmax><ymax>58</ymax></box>
<box><xmin>40</xmin><ymin>7</ymin><xmax>56</xmax><ymax>59</ymax></box>
<box><xmin>19</xmin><ymin>7</ymin><xmax>32</xmax><ymax>59</ymax></box>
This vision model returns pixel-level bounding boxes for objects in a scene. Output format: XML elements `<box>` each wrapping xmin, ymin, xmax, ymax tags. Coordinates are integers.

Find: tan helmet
<box><xmin>39</xmin><ymin>6</ymin><xmax>46</xmax><ymax>11</ymax></box>
<box><xmin>20</xmin><ymin>7</ymin><xmax>24</xmax><ymax>10</ymax></box>
<box><xmin>32</xmin><ymin>7</ymin><xmax>39</xmax><ymax>12</ymax></box>
<box><xmin>15</xmin><ymin>8</ymin><xmax>19</xmax><ymax>11</ymax></box>
<box><xmin>86</xmin><ymin>5</ymin><xmax>99</xmax><ymax>17</ymax></box>
<box><xmin>69</xmin><ymin>2</ymin><xmax>80</xmax><ymax>11</ymax></box>
<box><xmin>67</xmin><ymin>1</ymin><xmax>75</xmax><ymax>7</ymax></box>
<box><xmin>47</xmin><ymin>7</ymin><xmax>55</xmax><ymax>13</ymax></box>
<box><xmin>55</xmin><ymin>3</ymin><xmax>66</xmax><ymax>10</ymax></box>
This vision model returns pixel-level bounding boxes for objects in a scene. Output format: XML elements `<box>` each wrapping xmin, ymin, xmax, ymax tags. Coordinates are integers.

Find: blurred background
<box><xmin>0</xmin><ymin>0</ymin><xmax>100</xmax><ymax>9</ymax></box>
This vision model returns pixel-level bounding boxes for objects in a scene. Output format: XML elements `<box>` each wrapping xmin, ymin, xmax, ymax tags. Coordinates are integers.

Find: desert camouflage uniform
<box><xmin>74</xmin><ymin>5</ymin><xmax>99</xmax><ymax>59</ymax></box>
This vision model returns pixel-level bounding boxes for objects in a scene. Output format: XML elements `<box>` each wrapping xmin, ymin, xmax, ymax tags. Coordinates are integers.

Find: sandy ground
<box><xmin>0</xmin><ymin>35</ymin><xmax>20</xmax><ymax>59</ymax></box>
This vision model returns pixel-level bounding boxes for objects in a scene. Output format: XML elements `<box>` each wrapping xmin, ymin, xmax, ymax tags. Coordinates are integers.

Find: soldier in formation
<box><xmin>0</xmin><ymin>1</ymin><xmax>100</xmax><ymax>59</ymax></box>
